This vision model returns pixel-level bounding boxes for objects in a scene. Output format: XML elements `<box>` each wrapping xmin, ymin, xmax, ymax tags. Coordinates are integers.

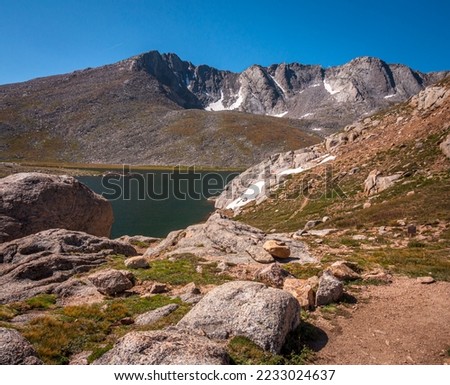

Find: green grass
<box><xmin>283</xmin><ymin>264</ymin><xmax>322</xmax><ymax>280</ymax></box>
<box><xmin>20</xmin><ymin>295</ymin><xmax>187</xmax><ymax>364</ymax></box>
<box><xmin>25</xmin><ymin>294</ymin><xmax>57</xmax><ymax>310</ymax></box>
<box><xmin>108</xmin><ymin>253</ymin><xmax>231</xmax><ymax>286</ymax></box>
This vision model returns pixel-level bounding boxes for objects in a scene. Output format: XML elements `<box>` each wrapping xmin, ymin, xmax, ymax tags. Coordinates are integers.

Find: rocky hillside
<box><xmin>1</xmin><ymin>51</ymin><xmax>447</xmax><ymax>167</ymax></box>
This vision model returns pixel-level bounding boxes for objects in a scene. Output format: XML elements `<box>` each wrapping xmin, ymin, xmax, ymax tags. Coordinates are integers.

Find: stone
<box><xmin>246</xmin><ymin>245</ymin><xmax>276</xmax><ymax>263</ymax></box>
<box><xmin>315</xmin><ymin>271</ymin><xmax>344</xmax><ymax>306</ymax></box>
<box><xmin>283</xmin><ymin>278</ymin><xmax>315</xmax><ymax>310</ymax></box>
<box><xmin>362</xmin><ymin>268</ymin><xmax>393</xmax><ymax>283</ymax></box>
<box><xmin>440</xmin><ymin>133</ymin><xmax>450</xmax><ymax>159</ymax></box>
<box><xmin>0</xmin><ymin>328</ymin><xmax>42</xmax><ymax>365</ymax></box>
<box><xmin>263</xmin><ymin>240</ymin><xmax>291</xmax><ymax>258</ymax></box>
<box><xmin>117</xmin><ymin>235</ymin><xmax>161</xmax><ymax>247</ymax></box>
<box><xmin>144</xmin><ymin>213</ymin><xmax>314</xmax><ymax>265</ymax></box>
<box><xmin>69</xmin><ymin>351</ymin><xmax>91</xmax><ymax>365</ymax></box>
<box><xmin>124</xmin><ymin>256</ymin><xmax>149</xmax><ymax>269</ymax></box>
<box><xmin>93</xmin><ymin>329</ymin><xmax>229</xmax><ymax>365</ymax></box>
<box><xmin>304</xmin><ymin>220</ymin><xmax>323</xmax><ymax>230</ymax></box>
<box><xmin>364</xmin><ymin>169</ymin><xmax>402</xmax><ymax>196</ymax></box>
<box><xmin>177</xmin><ymin>281</ymin><xmax>301</xmax><ymax>353</ymax></box>
<box><xmin>322</xmin><ymin>216</ymin><xmax>330</xmax><ymax>223</ymax></box>
<box><xmin>255</xmin><ymin>263</ymin><xmax>292</xmax><ymax>288</ymax></box>
<box><xmin>177</xmin><ymin>282</ymin><xmax>202</xmax><ymax>304</ymax></box>
<box><xmin>150</xmin><ymin>283</ymin><xmax>168</xmax><ymax>294</ymax></box>
<box><xmin>329</xmin><ymin>261</ymin><xmax>361</xmax><ymax>281</ymax></box>
<box><xmin>135</xmin><ymin>304</ymin><xmax>179</xmax><ymax>326</ymax></box>
<box><xmin>88</xmin><ymin>269</ymin><xmax>135</xmax><ymax>296</ymax></box>
<box><xmin>53</xmin><ymin>278</ymin><xmax>104</xmax><ymax>306</ymax></box>
<box><xmin>0</xmin><ymin>229</ymin><xmax>136</xmax><ymax>303</ymax></box>
<box><xmin>0</xmin><ymin>173</ymin><xmax>113</xmax><ymax>242</ymax></box>
<box><xmin>417</xmin><ymin>276</ymin><xmax>435</xmax><ymax>284</ymax></box>
<box><xmin>363</xmin><ymin>202</ymin><xmax>372</xmax><ymax>209</ymax></box>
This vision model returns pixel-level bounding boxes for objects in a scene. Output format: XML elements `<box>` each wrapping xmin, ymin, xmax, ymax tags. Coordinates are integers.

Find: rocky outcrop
<box><xmin>177</xmin><ymin>281</ymin><xmax>301</xmax><ymax>353</ymax></box>
<box><xmin>0</xmin><ymin>229</ymin><xmax>136</xmax><ymax>303</ymax></box>
<box><xmin>93</xmin><ymin>329</ymin><xmax>229</xmax><ymax>365</ymax></box>
<box><xmin>0</xmin><ymin>173</ymin><xmax>113</xmax><ymax>242</ymax></box>
<box><xmin>315</xmin><ymin>271</ymin><xmax>344</xmax><ymax>306</ymax></box>
<box><xmin>364</xmin><ymin>170</ymin><xmax>403</xmax><ymax>196</ymax></box>
<box><xmin>0</xmin><ymin>328</ymin><xmax>42</xmax><ymax>365</ymax></box>
<box><xmin>88</xmin><ymin>269</ymin><xmax>135</xmax><ymax>296</ymax></box>
<box><xmin>144</xmin><ymin>213</ymin><xmax>315</xmax><ymax>265</ymax></box>
<box><xmin>135</xmin><ymin>304</ymin><xmax>179</xmax><ymax>326</ymax></box>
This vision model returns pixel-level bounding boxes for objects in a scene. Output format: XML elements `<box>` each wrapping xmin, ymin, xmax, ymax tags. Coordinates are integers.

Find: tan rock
<box><xmin>263</xmin><ymin>240</ymin><xmax>291</xmax><ymax>258</ymax></box>
<box><xmin>329</xmin><ymin>261</ymin><xmax>361</xmax><ymax>281</ymax></box>
<box><xmin>124</xmin><ymin>256</ymin><xmax>149</xmax><ymax>269</ymax></box>
<box><xmin>283</xmin><ymin>278</ymin><xmax>315</xmax><ymax>310</ymax></box>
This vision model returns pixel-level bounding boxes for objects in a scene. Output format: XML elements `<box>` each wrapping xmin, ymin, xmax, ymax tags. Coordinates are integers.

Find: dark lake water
<box><xmin>77</xmin><ymin>169</ymin><xmax>238</xmax><ymax>239</ymax></box>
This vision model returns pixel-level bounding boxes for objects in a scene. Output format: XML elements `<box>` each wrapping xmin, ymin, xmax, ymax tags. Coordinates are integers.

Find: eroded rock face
<box><xmin>0</xmin><ymin>328</ymin><xmax>42</xmax><ymax>365</ymax></box>
<box><xmin>144</xmin><ymin>213</ymin><xmax>315</xmax><ymax>265</ymax></box>
<box><xmin>0</xmin><ymin>229</ymin><xmax>136</xmax><ymax>303</ymax></box>
<box><xmin>93</xmin><ymin>329</ymin><xmax>229</xmax><ymax>365</ymax></box>
<box><xmin>177</xmin><ymin>281</ymin><xmax>301</xmax><ymax>353</ymax></box>
<box><xmin>440</xmin><ymin>133</ymin><xmax>450</xmax><ymax>159</ymax></box>
<box><xmin>0</xmin><ymin>173</ymin><xmax>113</xmax><ymax>242</ymax></box>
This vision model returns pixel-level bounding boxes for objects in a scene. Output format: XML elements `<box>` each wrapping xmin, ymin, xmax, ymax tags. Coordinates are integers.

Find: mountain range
<box><xmin>0</xmin><ymin>50</ymin><xmax>448</xmax><ymax>167</ymax></box>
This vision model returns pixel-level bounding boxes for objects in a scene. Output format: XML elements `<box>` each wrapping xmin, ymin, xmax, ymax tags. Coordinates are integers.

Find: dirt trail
<box><xmin>311</xmin><ymin>277</ymin><xmax>450</xmax><ymax>364</ymax></box>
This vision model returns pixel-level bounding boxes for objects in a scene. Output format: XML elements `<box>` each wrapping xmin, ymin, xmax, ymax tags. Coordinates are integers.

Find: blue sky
<box><xmin>0</xmin><ymin>0</ymin><xmax>449</xmax><ymax>84</ymax></box>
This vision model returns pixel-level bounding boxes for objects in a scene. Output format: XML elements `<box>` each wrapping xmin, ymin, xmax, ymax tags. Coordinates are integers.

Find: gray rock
<box><xmin>88</xmin><ymin>269</ymin><xmax>135</xmax><ymax>296</ymax></box>
<box><xmin>0</xmin><ymin>173</ymin><xmax>113</xmax><ymax>242</ymax></box>
<box><xmin>124</xmin><ymin>256</ymin><xmax>150</xmax><ymax>269</ymax></box>
<box><xmin>144</xmin><ymin>213</ymin><xmax>314</xmax><ymax>265</ymax></box>
<box><xmin>0</xmin><ymin>328</ymin><xmax>42</xmax><ymax>365</ymax></box>
<box><xmin>304</xmin><ymin>220</ymin><xmax>323</xmax><ymax>230</ymax></box>
<box><xmin>93</xmin><ymin>329</ymin><xmax>229</xmax><ymax>365</ymax></box>
<box><xmin>0</xmin><ymin>229</ymin><xmax>136</xmax><ymax>304</ymax></box>
<box><xmin>329</xmin><ymin>261</ymin><xmax>361</xmax><ymax>281</ymax></box>
<box><xmin>255</xmin><ymin>263</ymin><xmax>292</xmax><ymax>288</ymax></box>
<box><xmin>177</xmin><ymin>281</ymin><xmax>301</xmax><ymax>353</ymax></box>
<box><xmin>315</xmin><ymin>271</ymin><xmax>344</xmax><ymax>306</ymax></box>
<box><xmin>135</xmin><ymin>304</ymin><xmax>179</xmax><ymax>326</ymax></box>
<box><xmin>263</xmin><ymin>240</ymin><xmax>290</xmax><ymax>258</ymax></box>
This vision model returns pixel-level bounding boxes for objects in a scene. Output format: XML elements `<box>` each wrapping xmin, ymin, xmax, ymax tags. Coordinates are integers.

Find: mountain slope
<box><xmin>0</xmin><ymin>51</ymin><xmax>447</xmax><ymax>167</ymax></box>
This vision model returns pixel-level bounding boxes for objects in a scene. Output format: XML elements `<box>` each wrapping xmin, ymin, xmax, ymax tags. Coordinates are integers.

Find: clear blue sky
<box><xmin>1</xmin><ymin>0</ymin><xmax>449</xmax><ymax>85</ymax></box>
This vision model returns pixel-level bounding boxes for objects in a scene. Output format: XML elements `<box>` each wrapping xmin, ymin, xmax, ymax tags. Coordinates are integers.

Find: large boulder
<box><xmin>177</xmin><ymin>281</ymin><xmax>301</xmax><ymax>353</ymax></box>
<box><xmin>0</xmin><ymin>173</ymin><xmax>113</xmax><ymax>242</ymax></box>
<box><xmin>0</xmin><ymin>229</ymin><xmax>136</xmax><ymax>303</ymax></box>
<box><xmin>88</xmin><ymin>269</ymin><xmax>135</xmax><ymax>296</ymax></box>
<box><xmin>329</xmin><ymin>261</ymin><xmax>361</xmax><ymax>281</ymax></box>
<box><xmin>0</xmin><ymin>328</ymin><xmax>42</xmax><ymax>365</ymax></box>
<box><xmin>93</xmin><ymin>329</ymin><xmax>229</xmax><ymax>365</ymax></box>
<box><xmin>283</xmin><ymin>278</ymin><xmax>315</xmax><ymax>310</ymax></box>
